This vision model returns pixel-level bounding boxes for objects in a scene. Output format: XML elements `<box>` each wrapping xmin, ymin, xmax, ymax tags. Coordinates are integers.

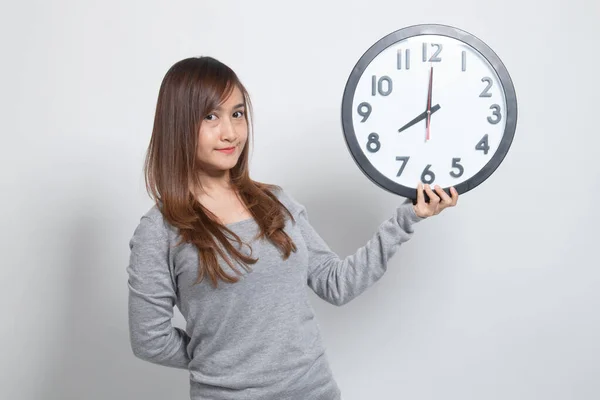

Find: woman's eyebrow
<box><xmin>215</xmin><ymin>103</ymin><xmax>245</xmax><ymax>111</ymax></box>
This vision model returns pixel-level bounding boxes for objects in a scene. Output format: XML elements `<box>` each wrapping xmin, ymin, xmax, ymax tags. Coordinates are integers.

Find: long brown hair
<box><xmin>143</xmin><ymin>56</ymin><xmax>297</xmax><ymax>288</ymax></box>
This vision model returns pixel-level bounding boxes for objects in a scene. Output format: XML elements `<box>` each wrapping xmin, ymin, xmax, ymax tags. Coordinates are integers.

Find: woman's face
<box><xmin>196</xmin><ymin>85</ymin><xmax>248</xmax><ymax>175</ymax></box>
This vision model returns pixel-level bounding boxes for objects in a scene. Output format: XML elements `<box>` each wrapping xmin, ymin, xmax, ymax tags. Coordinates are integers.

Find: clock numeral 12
<box><xmin>372</xmin><ymin>75</ymin><xmax>393</xmax><ymax>96</ymax></box>
<box><xmin>422</xmin><ymin>43</ymin><xmax>443</xmax><ymax>62</ymax></box>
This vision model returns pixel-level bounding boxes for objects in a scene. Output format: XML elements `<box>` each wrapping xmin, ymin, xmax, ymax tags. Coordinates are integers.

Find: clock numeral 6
<box><xmin>357</xmin><ymin>102</ymin><xmax>372</xmax><ymax>122</ymax></box>
<box><xmin>372</xmin><ymin>75</ymin><xmax>393</xmax><ymax>96</ymax></box>
<box><xmin>450</xmin><ymin>158</ymin><xmax>464</xmax><ymax>178</ymax></box>
<box><xmin>366</xmin><ymin>132</ymin><xmax>381</xmax><ymax>153</ymax></box>
<box><xmin>421</xmin><ymin>164</ymin><xmax>435</xmax><ymax>184</ymax></box>
<box><xmin>488</xmin><ymin>104</ymin><xmax>502</xmax><ymax>124</ymax></box>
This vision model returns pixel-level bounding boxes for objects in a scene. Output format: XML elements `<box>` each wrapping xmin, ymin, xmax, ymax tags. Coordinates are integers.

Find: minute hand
<box><xmin>398</xmin><ymin>104</ymin><xmax>441</xmax><ymax>133</ymax></box>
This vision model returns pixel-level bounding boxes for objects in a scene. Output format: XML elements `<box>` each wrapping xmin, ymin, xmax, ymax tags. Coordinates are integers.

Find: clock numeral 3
<box><xmin>450</xmin><ymin>158</ymin><xmax>464</xmax><ymax>178</ymax></box>
<box><xmin>366</xmin><ymin>132</ymin><xmax>381</xmax><ymax>153</ymax></box>
<box><xmin>476</xmin><ymin>134</ymin><xmax>490</xmax><ymax>154</ymax></box>
<box><xmin>480</xmin><ymin>77</ymin><xmax>493</xmax><ymax>97</ymax></box>
<box><xmin>422</xmin><ymin>43</ymin><xmax>443</xmax><ymax>62</ymax></box>
<box><xmin>372</xmin><ymin>75</ymin><xmax>393</xmax><ymax>96</ymax></box>
<box><xmin>395</xmin><ymin>156</ymin><xmax>409</xmax><ymax>177</ymax></box>
<box><xmin>488</xmin><ymin>104</ymin><xmax>502</xmax><ymax>124</ymax></box>
<box><xmin>357</xmin><ymin>102</ymin><xmax>372</xmax><ymax>122</ymax></box>
<box><xmin>421</xmin><ymin>164</ymin><xmax>436</xmax><ymax>184</ymax></box>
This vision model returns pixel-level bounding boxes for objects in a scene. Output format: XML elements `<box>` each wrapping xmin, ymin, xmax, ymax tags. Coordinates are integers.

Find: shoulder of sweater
<box><xmin>134</xmin><ymin>203</ymin><xmax>175</xmax><ymax>237</ymax></box>
<box><xmin>269</xmin><ymin>186</ymin><xmax>305</xmax><ymax>217</ymax></box>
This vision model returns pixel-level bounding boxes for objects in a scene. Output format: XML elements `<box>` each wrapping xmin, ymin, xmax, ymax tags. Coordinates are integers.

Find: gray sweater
<box><xmin>127</xmin><ymin>188</ymin><xmax>423</xmax><ymax>400</ymax></box>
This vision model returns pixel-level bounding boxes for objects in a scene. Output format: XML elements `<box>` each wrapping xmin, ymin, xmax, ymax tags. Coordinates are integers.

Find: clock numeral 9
<box><xmin>372</xmin><ymin>75</ymin><xmax>393</xmax><ymax>96</ymax></box>
<box><xmin>357</xmin><ymin>102</ymin><xmax>372</xmax><ymax>122</ymax></box>
<box><xmin>366</xmin><ymin>132</ymin><xmax>381</xmax><ymax>153</ymax></box>
<box><xmin>488</xmin><ymin>104</ymin><xmax>502</xmax><ymax>124</ymax></box>
<box><xmin>422</xmin><ymin>43</ymin><xmax>443</xmax><ymax>62</ymax></box>
<box><xmin>450</xmin><ymin>158</ymin><xmax>464</xmax><ymax>178</ymax></box>
<box><xmin>421</xmin><ymin>164</ymin><xmax>435</xmax><ymax>184</ymax></box>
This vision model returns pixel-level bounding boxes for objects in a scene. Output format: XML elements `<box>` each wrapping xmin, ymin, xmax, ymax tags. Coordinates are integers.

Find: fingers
<box><xmin>434</xmin><ymin>185</ymin><xmax>453</xmax><ymax>208</ymax></box>
<box><xmin>416</xmin><ymin>182</ymin><xmax>425</xmax><ymax>205</ymax></box>
<box><xmin>424</xmin><ymin>184</ymin><xmax>440</xmax><ymax>207</ymax></box>
<box><xmin>414</xmin><ymin>183</ymin><xmax>459</xmax><ymax>218</ymax></box>
<box><xmin>449</xmin><ymin>186</ymin><xmax>459</xmax><ymax>206</ymax></box>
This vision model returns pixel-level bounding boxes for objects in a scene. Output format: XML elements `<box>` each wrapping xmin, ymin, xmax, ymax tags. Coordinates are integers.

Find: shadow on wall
<box><xmin>40</xmin><ymin>191</ymin><xmax>190</xmax><ymax>400</ymax></box>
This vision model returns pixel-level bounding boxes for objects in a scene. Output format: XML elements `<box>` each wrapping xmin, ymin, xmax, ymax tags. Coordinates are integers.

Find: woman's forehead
<box><xmin>216</xmin><ymin>86</ymin><xmax>245</xmax><ymax>109</ymax></box>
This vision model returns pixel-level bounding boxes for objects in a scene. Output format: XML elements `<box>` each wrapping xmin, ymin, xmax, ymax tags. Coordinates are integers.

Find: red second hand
<box><xmin>426</xmin><ymin>65</ymin><xmax>433</xmax><ymax>141</ymax></box>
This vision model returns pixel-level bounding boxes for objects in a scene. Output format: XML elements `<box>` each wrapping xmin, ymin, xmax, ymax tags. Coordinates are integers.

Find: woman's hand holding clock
<box><xmin>413</xmin><ymin>182</ymin><xmax>458</xmax><ymax>218</ymax></box>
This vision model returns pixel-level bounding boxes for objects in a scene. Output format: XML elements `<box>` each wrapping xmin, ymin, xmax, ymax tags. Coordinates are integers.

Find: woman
<box><xmin>127</xmin><ymin>56</ymin><xmax>458</xmax><ymax>400</ymax></box>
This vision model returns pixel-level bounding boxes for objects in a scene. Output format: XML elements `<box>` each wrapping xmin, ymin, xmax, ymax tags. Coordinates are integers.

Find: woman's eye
<box><xmin>233</xmin><ymin>111</ymin><xmax>245</xmax><ymax>118</ymax></box>
<box><xmin>204</xmin><ymin>114</ymin><xmax>217</xmax><ymax>121</ymax></box>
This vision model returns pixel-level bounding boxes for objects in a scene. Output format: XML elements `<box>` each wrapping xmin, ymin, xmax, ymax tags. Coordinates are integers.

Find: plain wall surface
<box><xmin>1</xmin><ymin>0</ymin><xmax>599</xmax><ymax>399</ymax></box>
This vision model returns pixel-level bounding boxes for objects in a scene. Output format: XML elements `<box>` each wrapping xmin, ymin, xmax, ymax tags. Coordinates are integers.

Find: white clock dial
<box><xmin>352</xmin><ymin>34</ymin><xmax>507</xmax><ymax>188</ymax></box>
<box><xmin>342</xmin><ymin>25</ymin><xmax>517</xmax><ymax>199</ymax></box>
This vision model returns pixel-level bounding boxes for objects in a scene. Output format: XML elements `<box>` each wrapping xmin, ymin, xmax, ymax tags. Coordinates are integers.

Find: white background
<box><xmin>1</xmin><ymin>1</ymin><xmax>599</xmax><ymax>399</ymax></box>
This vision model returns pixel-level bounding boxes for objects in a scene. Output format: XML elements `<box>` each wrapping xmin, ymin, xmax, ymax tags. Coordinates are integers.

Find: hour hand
<box><xmin>398</xmin><ymin>104</ymin><xmax>441</xmax><ymax>133</ymax></box>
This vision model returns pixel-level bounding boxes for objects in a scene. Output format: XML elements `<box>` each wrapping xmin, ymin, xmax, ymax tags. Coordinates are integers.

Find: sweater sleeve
<box><xmin>295</xmin><ymin>199</ymin><xmax>423</xmax><ymax>306</ymax></box>
<box><xmin>126</xmin><ymin>214</ymin><xmax>191</xmax><ymax>369</ymax></box>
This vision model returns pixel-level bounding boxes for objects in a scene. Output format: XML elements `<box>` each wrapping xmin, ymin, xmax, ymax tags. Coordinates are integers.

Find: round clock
<box><xmin>341</xmin><ymin>24</ymin><xmax>517</xmax><ymax>200</ymax></box>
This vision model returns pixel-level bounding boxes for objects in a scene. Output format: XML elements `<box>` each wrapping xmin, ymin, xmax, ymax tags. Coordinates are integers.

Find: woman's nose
<box><xmin>219</xmin><ymin>118</ymin><xmax>237</xmax><ymax>141</ymax></box>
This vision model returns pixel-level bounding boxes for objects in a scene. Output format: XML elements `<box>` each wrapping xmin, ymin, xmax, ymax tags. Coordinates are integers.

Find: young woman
<box><xmin>127</xmin><ymin>56</ymin><xmax>458</xmax><ymax>400</ymax></box>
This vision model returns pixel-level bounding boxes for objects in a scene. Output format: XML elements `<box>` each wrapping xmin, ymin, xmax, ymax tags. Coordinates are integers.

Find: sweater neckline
<box><xmin>225</xmin><ymin>216</ymin><xmax>255</xmax><ymax>228</ymax></box>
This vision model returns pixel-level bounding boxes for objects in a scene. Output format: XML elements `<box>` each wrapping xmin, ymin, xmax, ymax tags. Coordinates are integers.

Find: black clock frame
<box><xmin>341</xmin><ymin>24</ymin><xmax>518</xmax><ymax>199</ymax></box>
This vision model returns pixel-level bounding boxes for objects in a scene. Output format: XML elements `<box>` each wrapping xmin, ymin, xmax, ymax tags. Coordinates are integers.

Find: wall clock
<box><xmin>341</xmin><ymin>24</ymin><xmax>517</xmax><ymax>200</ymax></box>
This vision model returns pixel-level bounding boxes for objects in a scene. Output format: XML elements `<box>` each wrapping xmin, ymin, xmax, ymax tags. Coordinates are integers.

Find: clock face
<box><xmin>341</xmin><ymin>24</ymin><xmax>517</xmax><ymax>199</ymax></box>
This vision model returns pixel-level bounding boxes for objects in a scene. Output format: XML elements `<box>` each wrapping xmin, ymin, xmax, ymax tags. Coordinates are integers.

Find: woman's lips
<box><xmin>216</xmin><ymin>147</ymin><xmax>235</xmax><ymax>154</ymax></box>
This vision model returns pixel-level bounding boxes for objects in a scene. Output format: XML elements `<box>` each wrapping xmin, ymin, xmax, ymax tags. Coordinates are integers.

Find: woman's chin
<box><xmin>211</xmin><ymin>160</ymin><xmax>239</xmax><ymax>173</ymax></box>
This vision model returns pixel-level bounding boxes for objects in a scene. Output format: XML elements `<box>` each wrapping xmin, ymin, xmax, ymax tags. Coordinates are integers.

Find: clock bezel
<box><xmin>341</xmin><ymin>23</ymin><xmax>518</xmax><ymax>199</ymax></box>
